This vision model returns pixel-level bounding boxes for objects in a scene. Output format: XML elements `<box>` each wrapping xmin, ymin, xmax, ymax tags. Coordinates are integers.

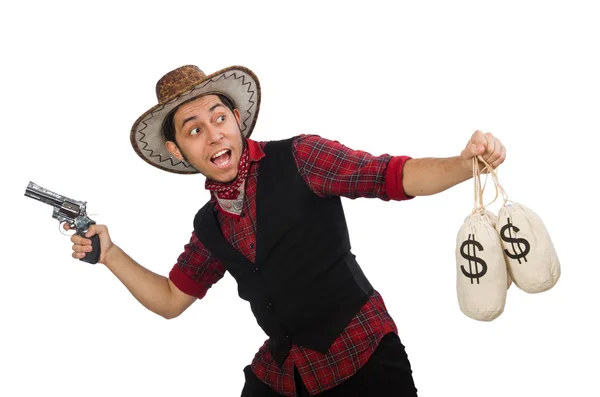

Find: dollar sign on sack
<box><xmin>460</xmin><ymin>234</ymin><xmax>488</xmax><ymax>284</ymax></box>
<box><xmin>500</xmin><ymin>217</ymin><xmax>530</xmax><ymax>264</ymax></box>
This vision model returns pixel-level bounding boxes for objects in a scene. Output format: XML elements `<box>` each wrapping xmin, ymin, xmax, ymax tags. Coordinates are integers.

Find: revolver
<box><xmin>24</xmin><ymin>181</ymin><xmax>100</xmax><ymax>264</ymax></box>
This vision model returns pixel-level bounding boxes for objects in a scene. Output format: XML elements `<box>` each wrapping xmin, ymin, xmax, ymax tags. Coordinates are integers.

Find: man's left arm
<box><xmin>402</xmin><ymin>130</ymin><xmax>506</xmax><ymax>196</ymax></box>
<box><xmin>292</xmin><ymin>130</ymin><xmax>505</xmax><ymax>200</ymax></box>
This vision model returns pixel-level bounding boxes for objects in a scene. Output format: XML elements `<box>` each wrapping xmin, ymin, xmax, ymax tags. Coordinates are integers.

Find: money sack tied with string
<box><xmin>455</xmin><ymin>156</ymin><xmax>561</xmax><ymax>321</ymax></box>
<box><xmin>455</xmin><ymin>157</ymin><xmax>510</xmax><ymax>321</ymax></box>
<box><xmin>482</xmin><ymin>157</ymin><xmax>561</xmax><ymax>295</ymax></box>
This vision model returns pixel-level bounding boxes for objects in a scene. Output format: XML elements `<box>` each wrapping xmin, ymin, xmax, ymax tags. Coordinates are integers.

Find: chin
<box><xmin>204</xmin><ymin>158</ymin><xmax>239</xmax><ymax>183</ymax></box>
<box><xmin>214</xmin><ymin>170</ymin><xmax>238</xmax><ymax>183</ymax></box>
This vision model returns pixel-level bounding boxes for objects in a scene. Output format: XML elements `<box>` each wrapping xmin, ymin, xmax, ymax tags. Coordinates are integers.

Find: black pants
<box><xmin>241</xmin><ymin>332</ymin><xmax>418</xmax><ymax>396</ymax></box>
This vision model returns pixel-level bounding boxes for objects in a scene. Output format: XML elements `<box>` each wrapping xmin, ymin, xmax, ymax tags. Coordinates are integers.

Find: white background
<box><xmin>2</xmin><ymin>1</ymin><xmax>598</xmax><ymax>396</ymax></box>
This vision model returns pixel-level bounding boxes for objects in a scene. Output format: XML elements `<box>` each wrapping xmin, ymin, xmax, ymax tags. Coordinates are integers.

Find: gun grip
<box><xmin>77</xmin><ymin>230</ymin><xmax>101</xmax><ymax>264</ymax></box>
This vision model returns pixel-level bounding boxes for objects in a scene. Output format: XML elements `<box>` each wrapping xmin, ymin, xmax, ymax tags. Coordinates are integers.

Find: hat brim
<box><xmin>130</xmin><ymin>65</ymin><xmax>261</xmax><ymax>174</ymax></box>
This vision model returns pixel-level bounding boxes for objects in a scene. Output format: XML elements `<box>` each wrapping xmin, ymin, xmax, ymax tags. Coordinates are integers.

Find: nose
<box><xmin>206</xmin><ymin>125</ymin><xmax>223</xmax><ymax>145</ymax></box>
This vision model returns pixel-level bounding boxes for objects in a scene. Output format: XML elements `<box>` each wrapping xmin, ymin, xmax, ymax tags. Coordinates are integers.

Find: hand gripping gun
<box><xmin>24</xmin><ymin>181</ymin><xmax>100</xmax><ymax>264</ymax></box>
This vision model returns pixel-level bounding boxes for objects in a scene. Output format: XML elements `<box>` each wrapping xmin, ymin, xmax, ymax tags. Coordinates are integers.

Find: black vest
<box><xmin>193</xmin><ymin>137</ymin><xmax>373</xmax><ymax>366</ymax></box>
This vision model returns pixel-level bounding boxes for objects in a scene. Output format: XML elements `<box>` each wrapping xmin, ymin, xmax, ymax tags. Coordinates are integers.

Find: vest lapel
<box><xmin>195</xmin><ymin>202</ymin><xmax>252</xmax><ymax>267</ymax></box>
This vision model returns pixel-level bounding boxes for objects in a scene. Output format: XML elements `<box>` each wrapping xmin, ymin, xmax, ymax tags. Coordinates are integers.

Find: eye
<box><xmin>216</xmin><ymin>115</ymin><xmax>226</xmax><ymax>123</ymax></box>
<box><xmin>189</xmin><ymin>127</ymin><xmax>201</xmax><ymax>136</ymax></box>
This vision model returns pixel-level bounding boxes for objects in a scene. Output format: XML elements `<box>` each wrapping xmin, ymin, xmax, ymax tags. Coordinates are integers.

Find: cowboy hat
<box><xmin>130</xmin><ymin>65</ymin><xmax>261</xmax><ymax>174</ymax></box>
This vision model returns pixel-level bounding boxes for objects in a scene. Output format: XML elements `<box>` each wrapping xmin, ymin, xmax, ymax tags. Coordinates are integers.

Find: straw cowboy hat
<box><xmin>130</xmin><ymin>65</ymin><xmax>261</xmax><ymax>174</ymax></box>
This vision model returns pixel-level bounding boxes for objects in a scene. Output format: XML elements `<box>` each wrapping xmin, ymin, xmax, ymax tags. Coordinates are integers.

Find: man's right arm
<box><xmin>69</xmin><ymin>224</ymin><xmax>204</xmax><ymax>320</ymax></box>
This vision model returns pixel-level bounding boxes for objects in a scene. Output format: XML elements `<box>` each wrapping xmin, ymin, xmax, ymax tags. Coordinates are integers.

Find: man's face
<box><xmin>166</xmin><ymin>94</ymin><xmax>243</xmax><ymax>183</ymax></box>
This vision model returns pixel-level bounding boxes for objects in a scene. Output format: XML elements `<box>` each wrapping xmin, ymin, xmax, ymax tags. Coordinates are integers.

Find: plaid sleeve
<box><xmin>169</xmin><ymin>231</ymin><xmax>226</xmax><ymax>299</ymax></box>
<box><xmin>291</xmin><ymin>134</ymin><xmax>413</xmax><ymax>201</ymax></box>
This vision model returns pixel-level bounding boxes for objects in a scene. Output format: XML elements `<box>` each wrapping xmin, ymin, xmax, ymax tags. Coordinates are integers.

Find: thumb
<box><xmin>470</xmin><ymin>143</ymin><xmax>485</xmax><ymax>157</ymax></box>
<box><xmin>84</xmin><ymin>224</ymin><xmax>98</xmax><ymax>238</ymax></box>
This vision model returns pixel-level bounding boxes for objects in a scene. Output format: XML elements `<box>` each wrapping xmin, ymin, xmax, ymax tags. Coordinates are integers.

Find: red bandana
<box><xmin>204</xmin><ymin>142</ymin><xmax>250</xmax><ymax>200</ymax></box>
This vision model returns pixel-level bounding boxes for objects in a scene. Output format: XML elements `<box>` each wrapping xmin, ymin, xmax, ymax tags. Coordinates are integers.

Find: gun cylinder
<box><xmin>59</xmin><ymin>200</ymin><xmax>82</xmax><ymax>219</ymax></box>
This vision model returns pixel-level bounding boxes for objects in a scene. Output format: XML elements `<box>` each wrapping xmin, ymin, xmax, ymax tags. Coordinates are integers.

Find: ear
<box><xmin>233</xmin><ymin>108</ymin><xmax>242</xmax><ymax>127</ymax></box>
<box><xmin>165</xmin><ymin>140</ymin><xmax>184</xmax><ymax>161</ymax></box>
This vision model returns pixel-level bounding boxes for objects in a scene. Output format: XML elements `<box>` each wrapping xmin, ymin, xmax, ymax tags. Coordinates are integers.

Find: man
<box><xmin>69</xmin><ymin>65</ymin><xmax>506</xmax><ymax>396</ymax></box>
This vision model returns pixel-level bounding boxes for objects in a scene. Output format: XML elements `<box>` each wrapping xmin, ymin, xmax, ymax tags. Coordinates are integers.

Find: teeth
<box><xmin>211</xmin><ymin>149</ymin><xmax>228</xmax><ymax>159</ymax></box>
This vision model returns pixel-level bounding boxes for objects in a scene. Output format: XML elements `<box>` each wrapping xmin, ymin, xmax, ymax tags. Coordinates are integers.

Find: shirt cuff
<box><xmin>169</xmin><ymin>265</ymin><xmax>209</xmax><ymax>299</ymax></box>
<box><xmin>385</xmin><ymin>155</ymin><xmax>415</xmax><ymax>201</ymax></box>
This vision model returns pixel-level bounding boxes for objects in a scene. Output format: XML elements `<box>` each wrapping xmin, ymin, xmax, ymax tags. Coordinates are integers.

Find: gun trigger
<box><xmin>59</xmin><ymin>221</ymin><xmax>76</xmax><ymax>236</ymax></box>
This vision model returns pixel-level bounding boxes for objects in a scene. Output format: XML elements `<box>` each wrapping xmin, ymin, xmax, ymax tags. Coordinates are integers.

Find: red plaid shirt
<box><xmin>170</xmin><ymin>134</ymin><xmax>413</xmax><ymax>396</ymax></box>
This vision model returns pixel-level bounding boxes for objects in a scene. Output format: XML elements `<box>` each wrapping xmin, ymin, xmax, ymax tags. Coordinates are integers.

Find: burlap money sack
<box><xmin>455</xmin><ymin>159</ymin><xmax>509</xmax><ymax>321</ymax></box>
<box><xmin>477</xmin><ymin>157</ymin><xmax>561</xmax><ymax>294</ymax></box>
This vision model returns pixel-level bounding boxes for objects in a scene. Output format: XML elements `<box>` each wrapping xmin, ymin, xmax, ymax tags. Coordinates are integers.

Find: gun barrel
<box><xmin>24</xmin><ymin>181</ymin><xmax>65</xmax><ymax>207</ymax></box>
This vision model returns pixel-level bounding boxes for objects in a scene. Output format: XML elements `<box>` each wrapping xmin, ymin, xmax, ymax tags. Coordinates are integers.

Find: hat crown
<box><xmin>155</xmin><ymin>65</ymin><xmax>207</xmax><ymax>103</ymax></box>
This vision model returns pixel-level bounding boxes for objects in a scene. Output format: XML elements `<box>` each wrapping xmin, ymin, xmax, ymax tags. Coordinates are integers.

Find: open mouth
<box><xmin>211</xmin><ymin>149</ymin><xmax>232</xmax><ymax>168</ymax></box>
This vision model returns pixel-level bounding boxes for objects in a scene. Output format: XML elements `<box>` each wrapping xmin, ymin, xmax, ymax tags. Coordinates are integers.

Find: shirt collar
<box><xmin>246</xmin><ymin>137</ymin><xmax>266</xmax><ymax>162</ymax></box>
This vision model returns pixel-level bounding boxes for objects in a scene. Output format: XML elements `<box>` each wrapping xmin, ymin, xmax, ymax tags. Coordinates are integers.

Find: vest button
<box><xmin>266</xmin><ymin>302</ymin><xmax>272</xmax><ymax>309</ymax></box>
<box><xmin>253</xmin><ymin>267</ymin><xmax>259</xmax><ymax>273</ymax></box>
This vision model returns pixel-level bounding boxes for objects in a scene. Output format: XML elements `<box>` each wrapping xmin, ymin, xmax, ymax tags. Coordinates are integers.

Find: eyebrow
<box><xmin>179</xmin><ymin>103</ymin><xmax>225</xmax><ymax>131</ymax></box>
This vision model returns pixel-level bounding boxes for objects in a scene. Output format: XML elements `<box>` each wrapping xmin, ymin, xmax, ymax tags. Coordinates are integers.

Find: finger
<box><xmin>72</xmin><ymin>251</ymin><xmax>86</xmax><ymax>259</ymax></box>
<box><xmin>490</xmin><ymin>138</ymin><xmax>504</xmax><ymax>164</ymax></box>
<box><xmin>63</xmin><ymin>223</ymin><xmax>71</xmax><ymax>231</ymax></box>
<box><xmin>467</xmin><ymin>130</ymin><xmax>487</xmax><ymax>158</ymax></box>
<box><xmin>72</xmin><ymin>243</ymin><xmax>92</xmax><ymax>253</ymax></box>
<box><xmin>486</xmin><ymin>137</ymin><xmax>502</xmax><ymax>165</ymax></box>
<box><xmin>70</xmin><ymin>234</ymin><xmax>90</xmax><ymax>245</ymax></box>
<box><xmin>483</xmin><ymin>132</ymin><xmax>495</xmax><ymax>161</ymax></box>
<box><xmin>492</xmin><ymin>145</ymin><xmax>506</xmax><ymax>168</ymax></box>
<box><xmin>472</xmin><ymin>130</ymin><xmax>486</xmax><ymax>146</ymax></box>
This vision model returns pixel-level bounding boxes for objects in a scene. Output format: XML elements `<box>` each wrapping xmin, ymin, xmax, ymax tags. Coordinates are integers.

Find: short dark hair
<box><xmin>163</xmin><ymin>93</ymin><xmax>236</xmax><ymax>145</ymax></box>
